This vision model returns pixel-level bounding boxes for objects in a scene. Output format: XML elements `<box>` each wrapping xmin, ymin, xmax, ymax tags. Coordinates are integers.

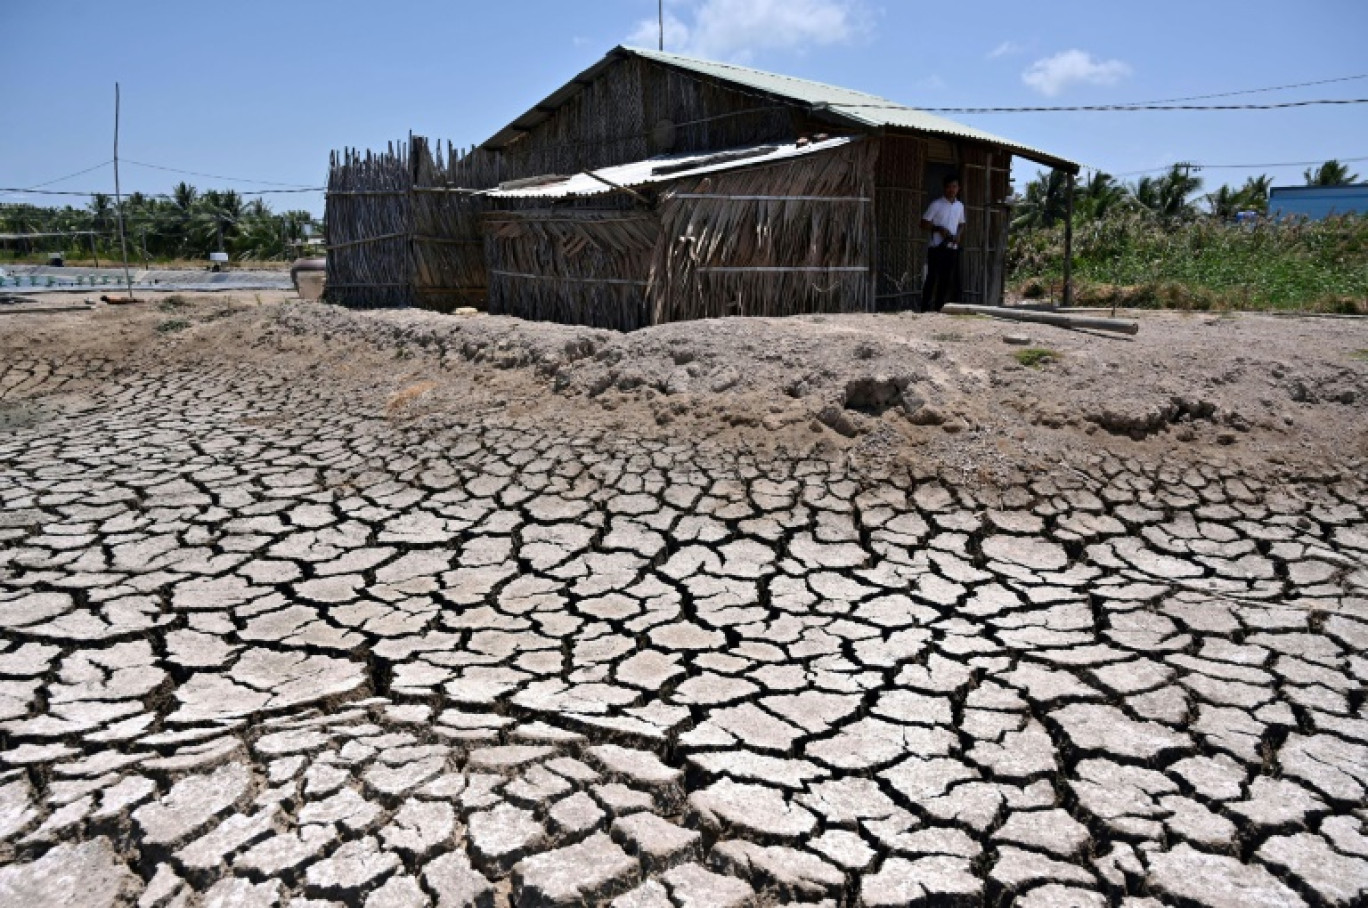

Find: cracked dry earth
<box><xmin>2</xmin><ymin>308</ymin><xmax>1368</xmax><ymax>908</ymax></box>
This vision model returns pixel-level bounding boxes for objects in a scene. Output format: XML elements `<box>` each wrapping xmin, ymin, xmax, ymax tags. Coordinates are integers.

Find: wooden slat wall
<box><xmin>960</xmin><ymin>145</ymin><xmax>1011</xmax><ymax>305</ymax></box>
<box><xmin>497</xmin><ymin>57</ymin><xmax>799</xmax><ymax>181</ymax></box>
<box><xmin>873</xmin><ymin>136</ymin><xmax>927</xmax><ymax>307</ymax></box>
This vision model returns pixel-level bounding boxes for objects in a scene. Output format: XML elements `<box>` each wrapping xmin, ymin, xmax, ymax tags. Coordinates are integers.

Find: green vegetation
<box><xmin>1014</xmin><ymin>347</ymin><xmax>1059</xmax><ymax>368</ymax></box>
<box><xmin>1010</xmin><ymin>160</ymin><xmax>1368</xmax><ymax>313</ymax></box>
<box><xmin>156</xmin><ymin>319</ymin><xmax>190</xmax><ymax>334</ymax></box>
<box><xmin>158</xmin><ymin>295</ymin><xmax>190</xmax><ymax>312</ymax></box>
<box><xmin>0</xmin><ymin>182</ymin><xmax>317</xmax><ymax>265</ymax></box>
<box><xmin>1352</xmin><ymin>350</ymin><xmax>1368</xmax><ymax>361</ymax></box>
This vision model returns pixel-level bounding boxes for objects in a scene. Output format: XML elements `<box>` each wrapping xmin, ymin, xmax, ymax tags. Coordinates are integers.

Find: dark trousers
<box><xmin>922</xmin><ymin>245</ymin><xmax>961</xmax><ymax>312</ymax></box>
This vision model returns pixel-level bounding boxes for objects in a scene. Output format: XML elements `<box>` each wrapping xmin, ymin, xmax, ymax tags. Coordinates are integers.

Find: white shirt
<box><xmin>923</xmin><ymin>197</ymin><xmax>965</xmax><ymax>247</ymax></box>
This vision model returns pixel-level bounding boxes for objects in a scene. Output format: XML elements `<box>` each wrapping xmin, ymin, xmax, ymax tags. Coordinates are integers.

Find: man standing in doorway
<box><xmin>920</xmin><ymin>173</ymin><xmax>965</xmax><ymax>311</ymax></box>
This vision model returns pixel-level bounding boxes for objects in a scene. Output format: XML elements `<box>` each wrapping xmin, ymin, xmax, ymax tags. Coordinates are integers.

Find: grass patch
<box><xmin>1014</xmin><ymin>347</ymin><xmax>1059</xmax><ymax>368</ymax></box>
<box><xmin>1010</xmin><ymin>213</ymin><xmax>1368</xmax><ymax>312</ymax></box>
<box><xmin>932</xmin><ymin>331</ymin><xmax>965</xmax><ymax>342</ymax></box>
<box><xmin>158</xmin><ymin>294</ymin><xmax>190</xmax><ymax>312</ymax></box>
<box><xmin>156</xmin><ymin>319</ymin><xmax>190</xmax><ymax>334</ymax></box>
<box><xmin>1352</xmin><ymin>349</ymin><xmax>1368</xmax><ymax>361</ymax></box>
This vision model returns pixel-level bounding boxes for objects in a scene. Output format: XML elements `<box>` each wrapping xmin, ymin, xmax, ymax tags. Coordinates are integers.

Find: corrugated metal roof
<box><xmin>483</xmin><ymin>136</ymin><xmax>857</xmax><ymax>199</ymax></box>
<box><xmin>482</xmin><ymin>45</ymin><xmax>1077</xmax><ymax>172</ymax></box>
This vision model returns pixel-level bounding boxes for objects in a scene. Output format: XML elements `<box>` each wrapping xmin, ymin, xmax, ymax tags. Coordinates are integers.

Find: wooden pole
<box><xmin>1062</xmin><ymin>170</ymin><xmax>1074</xmax><ymax>308</ymax></box>
<box><xmin>112</xmin><ymin>83</ymin><xmax>135</xmax><ymax>299</ymax></box>
<box><xmin>89</xmin><ymin>230</ymin><xmax>100</xmax><ymax>268</ymax></box>
<box><xmin>942</xmin><ymin>303</ymin><xmax>1137</xmax><ymax>335</ymax></box>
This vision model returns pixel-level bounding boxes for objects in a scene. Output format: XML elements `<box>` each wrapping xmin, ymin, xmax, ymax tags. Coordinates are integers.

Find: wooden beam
<box><xmin>1063</xmin><ymin>171</ymin><xmax>1075</xmax><ymax>307</ymax></box>
<box><xmin>942</xmin><ymin>303</ymin><xmax>1137</xmax><ymax>335</ymax></box>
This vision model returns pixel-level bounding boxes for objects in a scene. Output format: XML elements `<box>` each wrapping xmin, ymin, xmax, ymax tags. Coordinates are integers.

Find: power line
<box><xmin>0</xmin><ymin>186</ymin><xmax>323</xmax><ymax>198</ymax></box>
<box><xmin>20</xmin><ymin>160</ymin><xmax>113</xmax><ymax>190</ymax></box>
<box><xmin>1196</xmin><ymin>155</ymin><xmax>1368</xmax><ymax>170</ymax></box>
<box><xmin>1122</xmin><ymin>72</ymin><xmax>1368</xmax><ymax>106</ymax></box>
<box><xmin>1109</xmin><ymin>154</ymin><xmax>1368</xmax><ymax>177</ymax></box>
<box><xmin>122</xmin><ymin>158</ymin><xmax>319</xmax><ymax>188</ymax></box>
<box><xmin>845</xmin><ymin>97</ymin><xmax>1368</xmax><ymax>113</ymax></box>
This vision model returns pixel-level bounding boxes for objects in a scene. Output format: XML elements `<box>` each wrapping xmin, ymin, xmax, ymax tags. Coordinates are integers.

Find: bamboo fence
<box><xmin>483</xmin><ymin>207</ymin><xmax>659</xmax><ymax>330</ymax></box>
<box><xmin>326</xmin><ymin>137</ymin><xmax>502</xmax><ymax>311</ymax></box>
<box><xmin>325</xmin><ymin>143</ymin><xmax>413</xmax><ymax>308</ymax></box>
<box><xmin>411</xmin><ymin>137</ymin><xmax>500</xmax><ymax>313</ymax></box>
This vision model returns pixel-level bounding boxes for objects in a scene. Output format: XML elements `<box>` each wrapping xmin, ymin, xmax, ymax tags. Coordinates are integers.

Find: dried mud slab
<box><xmin>0</xmin><ymin>298</ymin><xmax>1366</xmax><ymax>905</ymax></box>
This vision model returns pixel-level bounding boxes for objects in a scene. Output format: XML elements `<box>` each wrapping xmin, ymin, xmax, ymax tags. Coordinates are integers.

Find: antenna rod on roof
<box><xmin>658</xmin><ymin>0</ymin><xmax>664</xmax><ymax>51</ymax></box>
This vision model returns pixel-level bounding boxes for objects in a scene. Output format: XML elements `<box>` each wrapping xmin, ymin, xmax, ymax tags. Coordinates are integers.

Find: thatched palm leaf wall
<box><xmin>649</xmin><ymin>140</ymin><xmax>877</xmax><ymax>323</ymax></box>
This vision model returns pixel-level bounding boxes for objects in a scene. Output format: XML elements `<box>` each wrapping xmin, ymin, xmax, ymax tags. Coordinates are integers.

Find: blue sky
<box><xmin>3</xmin><ymin>0</ymin><xmax>1366</xmax><ymax>216</ymax></box>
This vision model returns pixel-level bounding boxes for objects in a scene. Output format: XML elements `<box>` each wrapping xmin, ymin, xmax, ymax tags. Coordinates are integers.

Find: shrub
<box><xmin>1014</xmin><ymin>347</ymin><xmax>1059</xmax><ymax>368</ymax></box>
<box><xmin>1009</xmin><ymin>212</ymin><xmax>1368</xmax><ymax>312</ymax></box>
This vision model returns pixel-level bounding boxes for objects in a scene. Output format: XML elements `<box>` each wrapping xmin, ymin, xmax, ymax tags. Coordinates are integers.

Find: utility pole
<box><xmin>1174</xmin><ymin>161</ymin><xmax>1204</xmax><ymax>180</ymax></box>
<box><xmin>658</xmin><ymin>0</ymin><xmax>664</xmax><ymax>51</ymax></box>
<box><xmin>112</xmin><ymin>83</ymin><xmax>135</xmax><ymax>299</ymax></box>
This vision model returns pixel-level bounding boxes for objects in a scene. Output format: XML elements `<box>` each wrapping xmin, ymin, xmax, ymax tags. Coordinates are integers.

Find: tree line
<box><xmin>0</xmin><ymin>182</ymin><xmax>319</xmax><ymax>262</ymax></box>
<box><xmin>1013</xmin><ymin>159</ymin><xmax>1362</xmax><ymax>229</ymax></box>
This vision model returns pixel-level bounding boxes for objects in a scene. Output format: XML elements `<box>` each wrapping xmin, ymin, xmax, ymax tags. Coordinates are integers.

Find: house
<box><xmin>324</xmin><ymin>46</ymin><xmax>1078</xmax><ymax>328</ymax></box>
<box><xmin>1268</xmin><ymin>184</ymin><xmax>1368</xmax><ymax>221</ymax></box>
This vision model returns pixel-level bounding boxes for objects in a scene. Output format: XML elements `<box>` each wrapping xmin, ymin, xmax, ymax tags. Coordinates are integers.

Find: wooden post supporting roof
<box><xmin>1062</xmin><ymin>171</ymin><xmax>1075</xmax><ymax>308</ymax></box>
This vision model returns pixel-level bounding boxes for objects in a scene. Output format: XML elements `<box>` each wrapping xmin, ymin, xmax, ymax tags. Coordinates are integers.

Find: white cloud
<box><xmin>1022</xmin><ymin>49</ymin><xmax>1131</xmax><ymax>97</ymax></box>
<box><xmin>987</xmin><ymin>40</ymin><xmax>1023</xmax><ymax>59</ymax></box>
<box><xmin>628</xmin><ymin>0</ymin><xmax>871</xmax><ymax>62</ymax></box>
<box><xmin>627</xmin><ymin>11</ymin><xmax>693</xmax><ymax>52</ymax></box>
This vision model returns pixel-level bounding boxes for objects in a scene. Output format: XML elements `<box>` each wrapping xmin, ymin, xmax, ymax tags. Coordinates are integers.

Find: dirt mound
<box><xmin>4</xmin><ymin>293</ymin><xmax>1366</xmax><ymax>477</ymax></box>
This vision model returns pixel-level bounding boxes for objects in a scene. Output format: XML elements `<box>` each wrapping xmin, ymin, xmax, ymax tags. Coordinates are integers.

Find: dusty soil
<box><xmin>0</xmin><ymin>294</ymin><xmax>1366</xmax><ymax>906</ymax></box>
<box><xmin>6</xmin><ymin>291</ymin><xmax>1367</xmax><ymax>479</ymax></box>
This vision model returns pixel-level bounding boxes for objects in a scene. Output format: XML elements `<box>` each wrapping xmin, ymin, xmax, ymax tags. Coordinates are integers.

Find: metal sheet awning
<box><xmin>482</xmin><ymin>136</ymin><xmax>856</xmax><ymax>199</ymax></box>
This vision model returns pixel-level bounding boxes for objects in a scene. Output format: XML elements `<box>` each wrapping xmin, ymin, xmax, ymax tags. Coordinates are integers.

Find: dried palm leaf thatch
<box><xmin>649</xmin><ymin>140</ymin><xmax>877</xmax><ymax>323</ymax></box>
<box><xmin>482</xmin><ymin>208</ymin><xmax>659</xmax><ymax>331</ymax></box>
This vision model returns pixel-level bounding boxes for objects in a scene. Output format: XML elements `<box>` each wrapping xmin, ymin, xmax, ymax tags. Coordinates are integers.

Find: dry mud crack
<box><xmin>0</xmin><ymin>299</ymin><xmax>1367</xmax><ymax>907</ymax></box>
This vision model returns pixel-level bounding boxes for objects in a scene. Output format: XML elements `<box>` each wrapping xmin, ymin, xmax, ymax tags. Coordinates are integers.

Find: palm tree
<box><xmin>1130</xmin><ymin>165</ymin><xmax>1202</xmax><ymax>222</ymax></box>
<box><xmin>171</xmin><ymin>182</ymin><xmax>198</xmax><ymax>212</ymax></box>
<box><xmin>1304</xmin><ymin>160</ymin><xmax>1360</xmax><ymax>186</ymax></box>
<box><xmin>1012</xmin><ymin>169</ymin><xmax>1070</xmax><ymax>229</ymax></box>
<box><xmin>1076</xmin><ymin>170</ymin><xmax>1127</xmax><ymax>220</ymax></box>
<box><xmin>1234</xmin><ymin>175</ymin><xmax>1271</xmax><ymax>213</ymax></box>
<box><xmin>1205</xmin><ymin>185</ymin><xmax>1240</xmax><ymax>219</ymax></box>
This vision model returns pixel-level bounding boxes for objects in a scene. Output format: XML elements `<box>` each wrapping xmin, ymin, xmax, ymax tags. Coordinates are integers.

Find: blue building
<box><xmin>1268</xmin><ymin>184</ymin><xmax>1368</xmax><ymax>220</ymax></box>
